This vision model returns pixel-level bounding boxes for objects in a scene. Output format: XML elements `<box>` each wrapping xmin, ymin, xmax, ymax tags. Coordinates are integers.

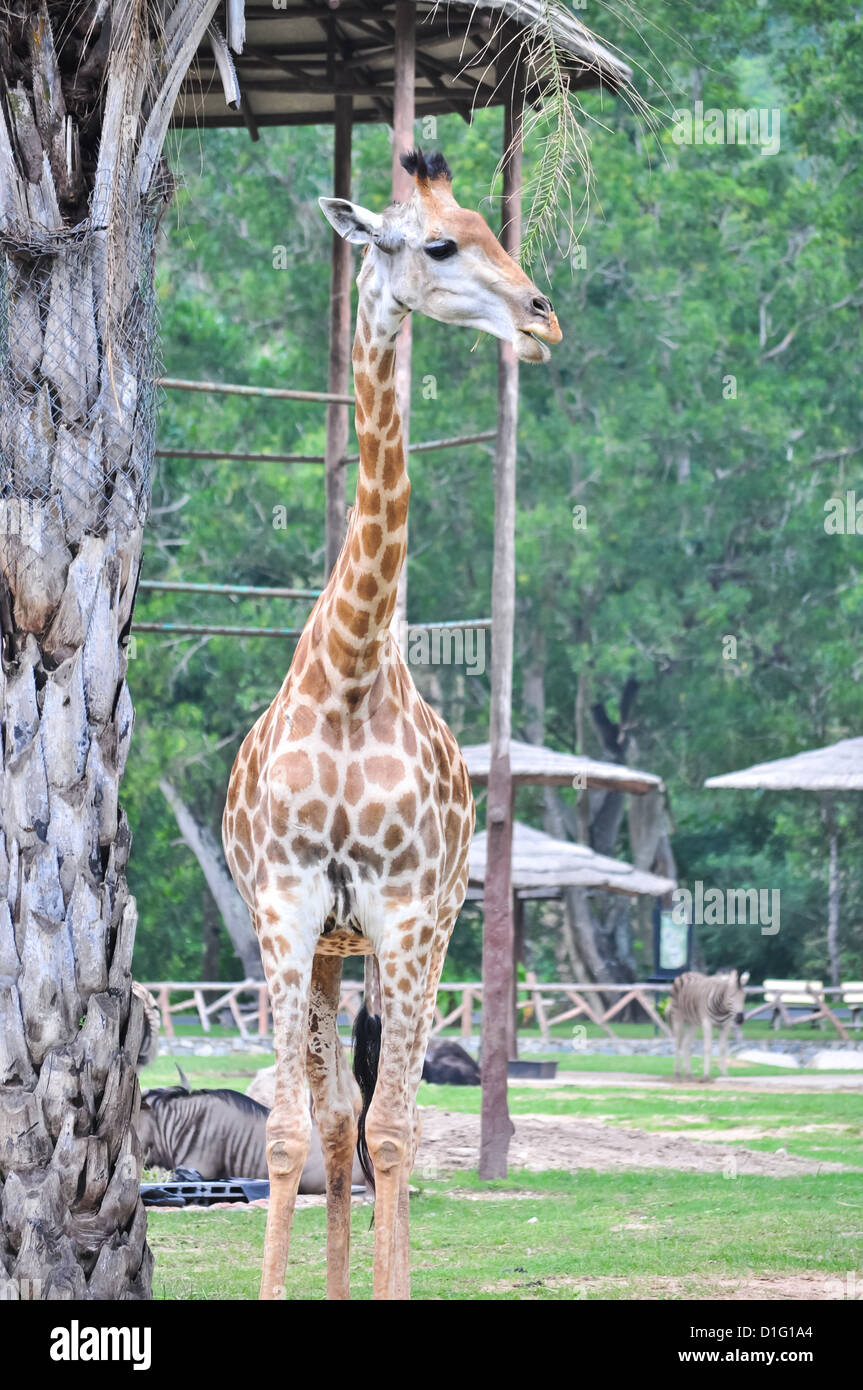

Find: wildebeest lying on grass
<box><xmin>421</xmin><ymin>1039</ymin><xmax>481</xmax><ymax>1086</ymax></box>
<box><xmin>138</xmin><ymin>1076</ymin><xmax>365</xmax><ymax>1190</ymax></box>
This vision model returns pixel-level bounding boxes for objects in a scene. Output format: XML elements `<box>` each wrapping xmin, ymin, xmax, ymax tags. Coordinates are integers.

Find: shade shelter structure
<box><xmin>704</xmin><ymin>739</ymin><xmax>863</xmax><ymax>792</ymax></box>
<box><xmin>468</xmin><ymin>821</ymin><xmax>676</xmax><ymax>899</ymax></box>
<box><xmin>463</xmin><ymin>737</ymin><xmax>664</xmax><ymax>795</ymax></box>
<box><xmin>466</xmin><ymin>822</ymin><xmax>676</xmax><ymax>1045</ymax></box>
<box><xmin>705</xmin><ymin>737</ymin><xmax>863</xmax><ymax>986</ymax></box>
<box><xmin>171</xmin><ymin>1</ymin><xmax>632</xmax><ymax>1178</ymax></box>
<box><xmin>177</xmin><ymin>2</ymin><xmax>631</xmax><ymax>133</ymax></box>
<box><xmin>462</xmin><ymin>739</ymin><xmax>670</xmax><ymax>1051</ymax></box>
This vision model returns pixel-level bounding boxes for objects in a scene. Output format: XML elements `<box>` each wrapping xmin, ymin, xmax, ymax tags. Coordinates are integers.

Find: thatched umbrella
<box><xmin>463</xmin><ymin>741</ymin><xmax>669</xmax><ymax>1034</ymax></box>
<box><xmin>467</xmin><ymin>822</ymin><xmax>676</xmax><ymax>900</ymax></box>
<box><xmin>704</xmin><ymin>738</ymin><xmax>863</xmax><ymax>792</ymax></box>
<box><xmin>462</xmin><ymin>738</ymin><xmax>663</xmax><ymax>795</ymax></box>
<box><xmin>705</xmin><ymin>738</ymin><xmax>863</xmax><ymax>984</ymax></box>
<box><xmin>465</xmin><ymin>822</ymin><xmax>675</xmax><ymax>1051</ymax></box>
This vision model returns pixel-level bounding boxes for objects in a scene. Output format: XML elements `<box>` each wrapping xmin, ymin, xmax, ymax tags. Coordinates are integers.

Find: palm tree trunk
<box><xmin>0</xmin><ymin>0</ymin><xmax>233</xmax><ymax>1302</ymax></box>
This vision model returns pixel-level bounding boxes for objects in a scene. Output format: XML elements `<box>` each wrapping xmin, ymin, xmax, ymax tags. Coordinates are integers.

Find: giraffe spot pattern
<box><xmin>223</xmin><ymin>306</ymin><xmax>476</xmax><ymax>979</ymax></box>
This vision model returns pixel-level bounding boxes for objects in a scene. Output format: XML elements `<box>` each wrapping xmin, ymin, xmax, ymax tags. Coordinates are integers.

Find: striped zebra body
<box><xmin>667</xmin><ymin>969</ymin><xmax>750</xmax><ymax>1081</ymax></box>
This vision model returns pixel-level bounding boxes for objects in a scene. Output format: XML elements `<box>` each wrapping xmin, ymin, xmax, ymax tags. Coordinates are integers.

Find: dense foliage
<box><xmin>127</xmin><ymin>0</ymin><xmax>862</xmax><ymax>985</ymax></box>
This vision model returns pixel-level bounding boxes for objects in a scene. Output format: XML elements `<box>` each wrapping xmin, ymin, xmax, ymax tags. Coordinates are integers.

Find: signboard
<box><xmin>652</xmin><ymin>902</ymin><xmax>692</xmax><ymax>979</ymax></box>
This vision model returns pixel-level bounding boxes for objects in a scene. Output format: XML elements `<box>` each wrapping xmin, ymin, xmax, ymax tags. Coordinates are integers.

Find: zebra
<box><xmin>667</xmin><ymin>968</ymin><xmax>750</xmax><ymax>1081</ymax></box>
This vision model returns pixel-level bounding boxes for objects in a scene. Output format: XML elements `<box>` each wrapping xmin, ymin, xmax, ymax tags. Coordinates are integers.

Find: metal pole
<box><xmin>133</xmin><ymin>623</ymin><xmax>306</xmax><ymax>639</ymax></box>
<box><xmin>325</xmin><ymin>95</ymin><xmax>354</xmax><ymax>578</ymax></box>
<box><xmin>154</xmin><ymin>431</ymin><xmax>496</xmax><ymax>468</ymax></box>
<box><xmin>155</xmin><ymin>449</ymin><xmax>327</xmax><ymax>465</ymax></box>
<box><xmin>133</xmin><ymin>618</ymin><xmax>492</xmax><ymax>639</ymax></box>
<box><xmin>392</xmin><ymin>0</ymin><xmax>415</xmax><ymax>650</ymax></box>
<box><xmin>137</xmin><ymin>581</ymin><xmax>321</xmax><ymax>599</ymax></box>
<box><xmin>480</xmin><ymin>37</ymin><xmax>523</xmax><ymax>1181</ymax></box>
<box><xmin>157</xmin><ymin>377</ymin><xmax>354</xmax><ymax>405</ymax></box>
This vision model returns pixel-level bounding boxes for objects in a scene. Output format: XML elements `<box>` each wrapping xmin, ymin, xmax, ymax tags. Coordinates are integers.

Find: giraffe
<box><xmin>222</xmin><ymin>149</ymin><xmax>561</xmax><ymax>1301</ymax></box>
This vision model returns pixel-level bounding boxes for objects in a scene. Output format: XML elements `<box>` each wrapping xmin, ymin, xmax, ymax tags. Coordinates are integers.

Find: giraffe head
<box><xmin>319</xmin><ymin>148</ymin><xmax>562</xmax><ymax>363</ymax></box>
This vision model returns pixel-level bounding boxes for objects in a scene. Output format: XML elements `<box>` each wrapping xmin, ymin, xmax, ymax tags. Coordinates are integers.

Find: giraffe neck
<box><xmin>315</xmin><ymin>271</ymin><xmax>409</xmax><ymax>689</ymax></box>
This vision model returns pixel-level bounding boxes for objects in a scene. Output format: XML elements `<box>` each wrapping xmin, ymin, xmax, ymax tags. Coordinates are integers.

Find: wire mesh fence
<box><xmin>0</xmin><ymin>219</ymin><xmax>159</xmax><ymax>599</ymax></box>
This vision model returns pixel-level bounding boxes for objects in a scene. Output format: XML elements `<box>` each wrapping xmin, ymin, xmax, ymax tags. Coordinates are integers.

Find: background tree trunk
<box><xmin>160</xmin><ymin>779</ymin><xmax>262</xmax><ymax>979</ymax></box>
<box><xmin>526</xmin><ymin>664</ymin><xmax>673</xmax><ymax>1006</ymax></box>
<box><xmin>820</xmin><ymin>795</ymin><xmax>841</xmax><ymax>988</ymax></box>
<box><xmin>0</xmin><ymin>0</ymin><xmax>229</xmax><ymax>1302</ymax></box>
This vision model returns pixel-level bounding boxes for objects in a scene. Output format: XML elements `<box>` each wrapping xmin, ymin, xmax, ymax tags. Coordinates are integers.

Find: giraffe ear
<box><xmin>318</xmin><ymin>197</ymin><xmax>402</xmax><ymax>250</ymax></box>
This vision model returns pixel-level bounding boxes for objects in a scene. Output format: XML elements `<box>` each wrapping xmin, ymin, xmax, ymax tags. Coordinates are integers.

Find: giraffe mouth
<box><xmin>515</xmin><ymin>330</ymin><xmax>553</xmax><ymax>364</ymax></box>
<box><xmin>514</xmin><ymin>312</ymin><xmax>561</xmax><ymax>363</ymax></box>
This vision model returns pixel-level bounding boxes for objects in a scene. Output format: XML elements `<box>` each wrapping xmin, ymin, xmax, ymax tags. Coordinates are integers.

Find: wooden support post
<box><xmin>479</xmin><ymin>49</ymin><xmax>523</xmax><ymax>1180</ymax></box>
<box><xmin>392</xmin><ymin>0</ymin><xmax>415</xmax><ymax>648</ymax></box>
<box><xmin>325</xmin><ymin>94</ymin><xmax>353</xmax><ymax>578</ymax></box>
<box><xmin>194</xmin><ymin>987</ymin><xmax>208</xmax><ymax>1033</ymax></box>
<box><xmin>526</xmin><ymin>970</ymin><xmax>550</xmax><ymax>1044</ymax></box>
<box><xmin>158</xmin><ymin>986</ymin><xmax>174</xmax><ymax>1040</ymax></box>
<box><xmin>509</xmin><ymin>894</ymin><xmax>525</xmax><ymax>1059</ymax></box>
<box><xmin>461</xmin><ymin>987</ymin><xmax>473</xmax><ymax>1040</ymax></box>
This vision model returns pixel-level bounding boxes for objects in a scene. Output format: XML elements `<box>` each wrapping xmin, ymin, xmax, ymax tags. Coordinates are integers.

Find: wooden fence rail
<box><xmin>142</xmin><ymin>980</ymin><xmax>856</xmax><ymax>1045</ymax></box>
<box><xmin>143</xmin><ymin>978</ymin><xmax>856</xmax><ymax>1045</ymax></box>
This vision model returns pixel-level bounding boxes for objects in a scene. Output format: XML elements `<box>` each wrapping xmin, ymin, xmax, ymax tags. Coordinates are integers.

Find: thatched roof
<box><xmin>467</xmin><ymin>822</ymin><xmax>676</xmax><ymax>900</ymax></box>
<box><xmin>462</xmin><ymin>739</ymin><xmax>663</xmax><ymax>794</ymax></box>
<box><xmin>704</xmin><ymin>738</ymin><xmax>863</xmax><ymax>792</ymax></box>
<box><xmin>176</xmin><ymin>1</ymin><xmax>632</xmax><ymax>131</ymax></box>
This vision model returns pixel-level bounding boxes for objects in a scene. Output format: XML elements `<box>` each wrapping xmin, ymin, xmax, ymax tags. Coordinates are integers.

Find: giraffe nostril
<box><xmin>531</xmin><ymin>296</ymin><xmax>551</xmax><ymax>316</ymax></box>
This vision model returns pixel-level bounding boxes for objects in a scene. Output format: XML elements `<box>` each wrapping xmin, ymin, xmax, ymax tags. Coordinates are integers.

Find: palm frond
<box><xmin>477</xmin><ymin>0</ymin><xmax>679</xmax><ymax>272</ymax></box>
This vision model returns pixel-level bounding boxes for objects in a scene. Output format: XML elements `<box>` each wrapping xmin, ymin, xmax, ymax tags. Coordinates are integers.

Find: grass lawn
<box><xmin>141</xmin><ymin>1052</ymin><xmax>275</xmax><ymax>1090</ymax></box>
<box><xmin>141</xmin><ymin>1047</ymin><xmax>863</xmax><ymax>1093</ymax></box>
<box><xmin>140</xmin><ymin>1043</ymin><xmax>863</xmax><ymax>1300</ymax></box>
<box><xmin>147</xmin><ymin>1168</ymin><xmax>863</xmax><ymax>1301</ymax></box>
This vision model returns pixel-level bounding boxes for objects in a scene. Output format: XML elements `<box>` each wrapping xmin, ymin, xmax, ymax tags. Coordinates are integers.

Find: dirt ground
<box><xmin>148</xmin><ymin>1108</ymin><xmax>854</xmax><ymax>1213</ymax></box>
<box><xmin>415</xmin><ymin>1109</ymin><xmax>858</xmax><ymax>1178</ymax></box>
<box><xmin>480</xmin><ymin>1272</ymin><xmax>844</xmax><ymax>1300</ymax></box>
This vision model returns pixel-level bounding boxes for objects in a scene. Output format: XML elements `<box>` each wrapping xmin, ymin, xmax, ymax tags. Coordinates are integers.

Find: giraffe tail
<box><xmin>352</xmin><ymin>1003</ymin><xmax>381</xmax><ymax>1189</ymax></box>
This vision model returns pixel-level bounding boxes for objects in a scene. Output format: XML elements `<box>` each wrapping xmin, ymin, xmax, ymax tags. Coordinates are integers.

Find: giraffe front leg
<box><xmin>365</xmin><ymin>921</ymin><xmax>433</xmax><ymax>1301</ymax></box>
<box><xmin>258</xmin><ymin>910</ymin><xmax>316</xmax><ymax>1301</ymax></box>
<box><xmin>390</xmin><ymin>1109</ymin><xmax>417</xmax><ymax>1302</ymax></box>
<box><xmin>390</xmin><ymin>921</ymin><xmax>456</xmax><ymax>1300</ymax></box>
<box><xmin>306</xmin><ymin>954</ymin><xmax>360</xmax><ymax>1301</ymax></box>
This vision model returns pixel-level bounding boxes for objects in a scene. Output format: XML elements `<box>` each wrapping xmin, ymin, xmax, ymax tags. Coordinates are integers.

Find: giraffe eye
<box><xmin>424</xmin><ymin>239</ymin><xmax>457</xmax><ymax>261</ymax></box>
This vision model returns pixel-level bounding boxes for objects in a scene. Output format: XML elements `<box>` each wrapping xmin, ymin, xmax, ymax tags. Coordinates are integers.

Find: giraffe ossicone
<box><xmin>222</xmin><ymin>148</ymin><xmax>561</xmax><ymax>1301</ymax></box>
